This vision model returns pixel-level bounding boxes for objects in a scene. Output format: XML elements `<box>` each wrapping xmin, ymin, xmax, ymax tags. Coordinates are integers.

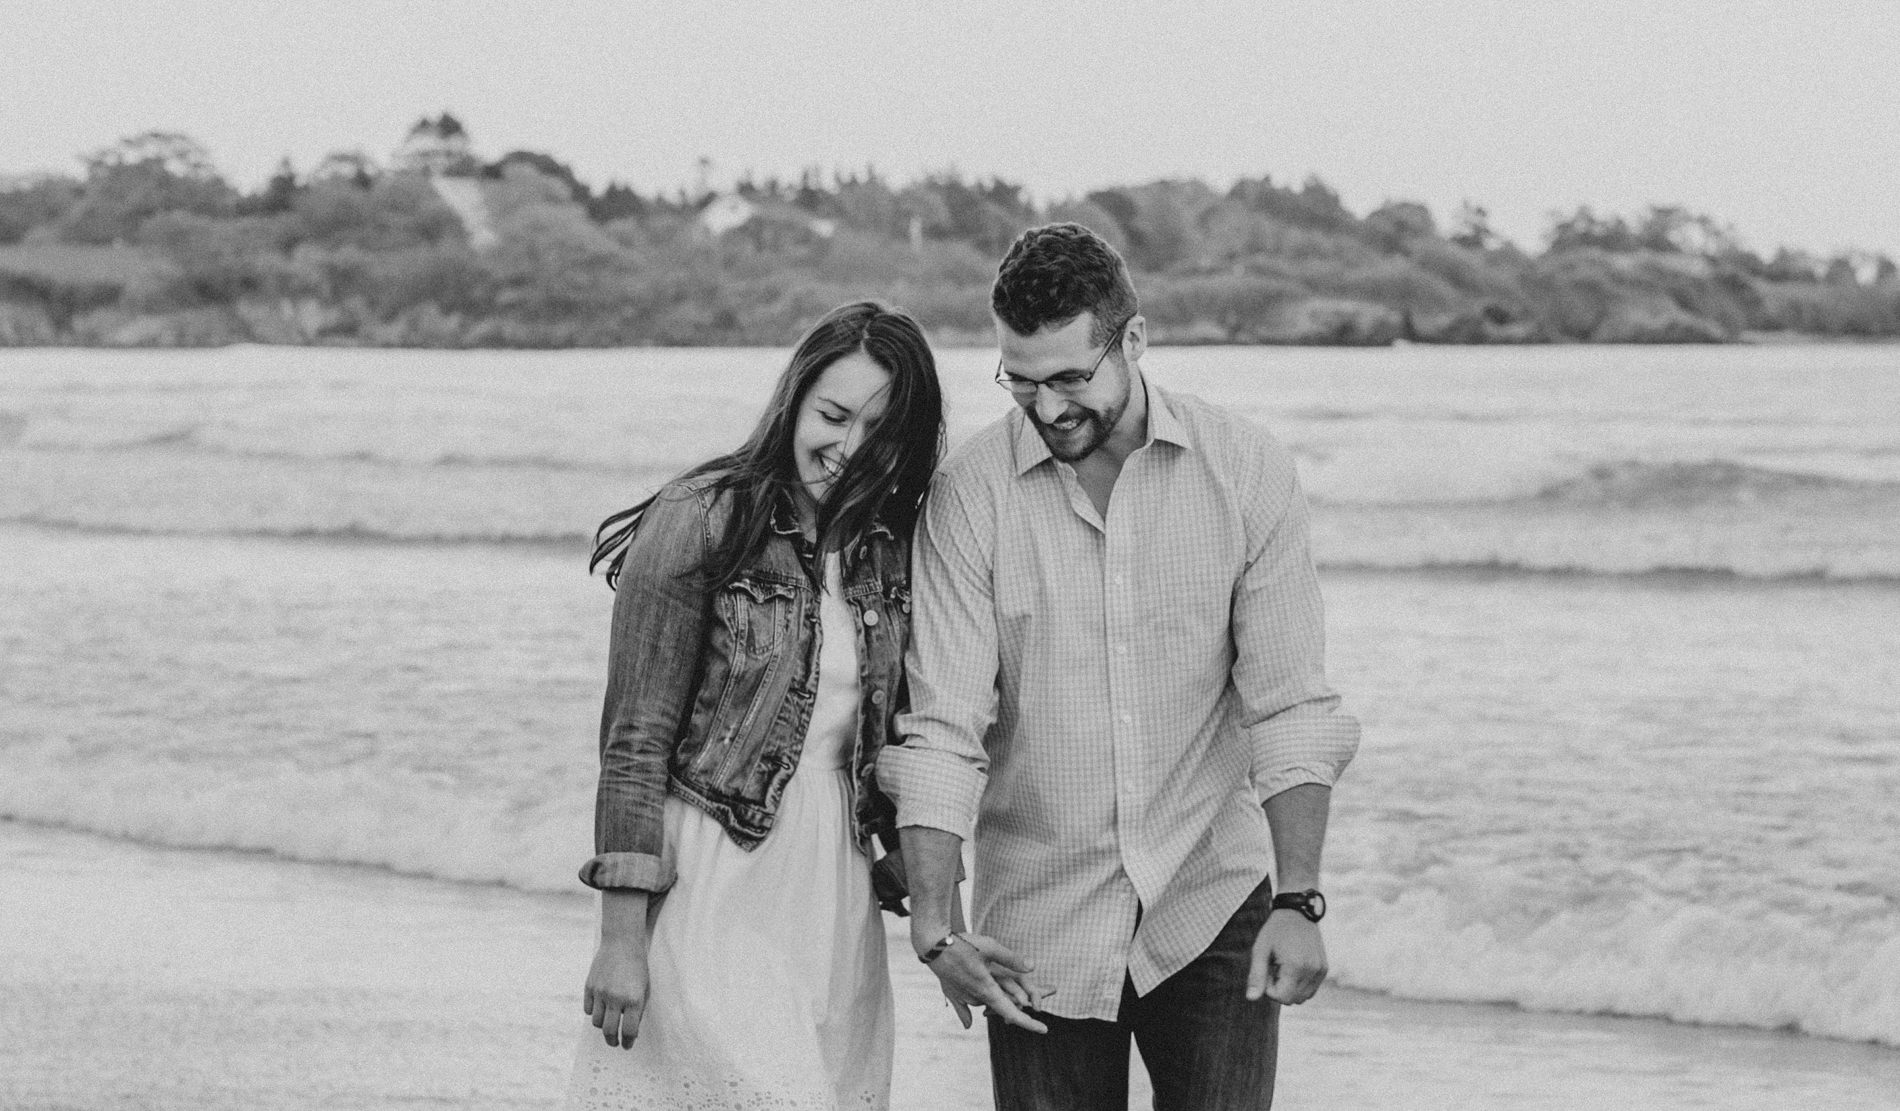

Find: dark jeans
<box><xmin>988</xmin><ymin>878</ymin><xmax>1280</xmax><ymax>1111</ymax></box>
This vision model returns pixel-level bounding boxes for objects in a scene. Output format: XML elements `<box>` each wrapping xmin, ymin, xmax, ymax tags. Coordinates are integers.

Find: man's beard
<box><xmin>1030</xmin><ymin>394</ymin><xmax>1126</xmax><ymax>463</ymax></box>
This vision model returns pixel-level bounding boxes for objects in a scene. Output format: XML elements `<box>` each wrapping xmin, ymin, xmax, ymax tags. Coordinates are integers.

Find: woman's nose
<box><xmin>841</xmin><ymin>421</ymin><xmax>867</xmax><ymax>459</ymax></box>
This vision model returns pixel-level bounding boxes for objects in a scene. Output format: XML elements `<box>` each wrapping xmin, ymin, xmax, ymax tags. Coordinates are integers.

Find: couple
<box><xmin>566</xmin><ymin>224</ymin><xmax>1360</xmax><ymax>1111</ymax></box>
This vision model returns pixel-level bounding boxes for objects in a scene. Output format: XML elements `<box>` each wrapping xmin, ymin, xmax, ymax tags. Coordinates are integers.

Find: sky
<box><xmin>4</xmin><ymin>0</ymin><xmax>1897</xmax><ymax>256</ymax></box>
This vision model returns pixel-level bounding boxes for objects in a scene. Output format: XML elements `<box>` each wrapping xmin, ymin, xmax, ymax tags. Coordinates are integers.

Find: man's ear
<box><xmin>1125</xmin><ymin>314</ymin><xmax>1148</xmax><ymax>362</ymax></box>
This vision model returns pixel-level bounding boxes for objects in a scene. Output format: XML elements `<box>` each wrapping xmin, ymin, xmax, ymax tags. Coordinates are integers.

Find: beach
<box><xmin>9</xmin><ymin>821</ymin><xmax>1900</xmax><ymax>1110</ymax></box>
<box><xmin>4</xmin><ymin>343</ymin><xmax>1898</xmax><ymax>1107</ymax></box>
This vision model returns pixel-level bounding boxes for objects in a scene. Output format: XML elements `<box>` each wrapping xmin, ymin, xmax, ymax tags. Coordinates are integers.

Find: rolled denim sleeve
<box><xmin>1231</xmin><ymin>450</ymin><xmax>1361</xmax><ymax>802</ymax></box>
<box><xmin>878</xmin><ymin>476</ymin><xmax>993</xmax><ymax>844</ymax></box>
<box><xmin>578</xmin><ymin>484</ymin><xmax>711</xmax><ymax>892</ymax></box>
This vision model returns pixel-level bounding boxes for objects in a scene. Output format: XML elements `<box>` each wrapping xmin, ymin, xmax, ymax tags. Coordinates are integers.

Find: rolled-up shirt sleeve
<box><xmin>878</xmin><ymin>475</ymin><xmax>994</xmax><ymax>843</ymax></box>
<box><xmin>1231</xmin><ymin>453</ymin><xmax>1361</xmax><ymax>802</ymax></box>
<box><xmin>578</xmin><ymin>485</ymin><xmax>711</xmax><ymax>892</ymax></box>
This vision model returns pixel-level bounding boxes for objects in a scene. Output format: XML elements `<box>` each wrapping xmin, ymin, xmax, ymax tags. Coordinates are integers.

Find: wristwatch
<box><xmin>1269</xmin><ymin>889</ymin><xmax>1327</xmax><ymax>923</ymax></box>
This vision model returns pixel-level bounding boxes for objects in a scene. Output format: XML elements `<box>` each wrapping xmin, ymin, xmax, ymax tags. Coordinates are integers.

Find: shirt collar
<box><xmin>1010</xmin><ymin>375</ymin><xmax>1190</xmax><ymax>477</ymax></box>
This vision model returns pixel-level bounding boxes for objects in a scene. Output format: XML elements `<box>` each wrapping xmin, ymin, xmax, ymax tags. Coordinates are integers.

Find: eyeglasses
<box><xmin>994</xmin><ymin>317</ymin><xmax>1131</xmax><ymax>398</ymax></box>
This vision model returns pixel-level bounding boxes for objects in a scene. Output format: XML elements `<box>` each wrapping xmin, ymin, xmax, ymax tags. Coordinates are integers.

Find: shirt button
<box><xmin>861</xmin><ymin>610</ymin><xmax>879</xmax><ymax>627</ymax></box>
<box><xmin>1115</xmin><ymin>644</ymin><xmax>1128</xmax><ymax>655</ymax></box>
<box><xmin>1113</xmin><ymin>575</ymin><xmax>1125</xmax><ymax>586</ymax></box>
<box><xmin>1120</xmin><ymin>713</ymin><xmax>1133</xmax><ymax>724</ymax></box>
<box><xmin>870</xmin><ymin>689</ymin><xmax>887</xmax><ymax>706</ymax></box>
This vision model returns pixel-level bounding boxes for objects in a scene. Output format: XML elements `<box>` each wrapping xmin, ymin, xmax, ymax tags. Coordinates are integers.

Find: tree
<box><xmin>60</xmin><ymin>132</ymin><xmax>236</xmax><ymax>244</ymax></box>
<box><xmin>83</xmin><ymin>131</ymin><xmax>222</xmax><ymax>181</ymax></box>
<box><xmin>486</xmin><ymin>151</ymin><xmax>592</xmax><ymax>203</ymax></box>
<box><xmin>587</xmin><ymin>181</ymin><xmax>648</xmax><ymax>223</ymax></box>
<box><xmin>1546</xmin><ymin>206</ymin><xmax>1640</xmax><ymax>254</ymax></box>
<box><xmin>1449</xmin><ymin>201</ymin><xmax>1498</xmax><ymax>251</ymax></box>
<box><xmin>1363</xmin><ymin>201</ymin><xmax>1437</xmax><ymax>251</ymax></box>
<box><xmin>237</xmin><ymin>158</ymin><xmax>302</xmax><ymax>217</ymax></box>
<box><xmin>0</xmin><ymin>175</ymin><xmax>81</xmax><ymax>243</ymax></box>
<box><xmin>311</xmin><ymin>150</ymin><xmax>379</xmax><ymax>188</ymax></box>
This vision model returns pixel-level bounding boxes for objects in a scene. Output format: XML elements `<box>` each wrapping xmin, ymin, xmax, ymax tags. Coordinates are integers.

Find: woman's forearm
<box><xmin>599</xmin><ymin>887</ymin><xmax>652</xmax><ymax>944</ymax></box>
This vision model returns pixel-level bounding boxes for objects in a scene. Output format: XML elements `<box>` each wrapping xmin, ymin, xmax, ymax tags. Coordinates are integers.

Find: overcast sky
<box><xmin>5</xmin><ymin>0</ymin><xmax>1896</xmax><ymax>255</ymax></box>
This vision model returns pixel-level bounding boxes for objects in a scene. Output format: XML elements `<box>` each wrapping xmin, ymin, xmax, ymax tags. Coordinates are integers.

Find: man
<box><xmin>877</xmin><ymin>223</ymin><xmax>1360</xmax><ymax>1110</ymax></box>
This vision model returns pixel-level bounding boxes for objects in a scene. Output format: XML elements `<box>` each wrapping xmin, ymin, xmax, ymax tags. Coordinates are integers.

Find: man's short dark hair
<box><xmin>991</xmin><ymin>223</ymin><xmax>1139</xmax><ymax>346</ymax></box>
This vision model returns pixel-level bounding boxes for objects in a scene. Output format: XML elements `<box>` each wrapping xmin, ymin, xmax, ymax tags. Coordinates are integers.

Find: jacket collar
<box><xmin>769</xmin><ymin>489</ymin><xmax>899</xmax><ymax>544</ymax></box>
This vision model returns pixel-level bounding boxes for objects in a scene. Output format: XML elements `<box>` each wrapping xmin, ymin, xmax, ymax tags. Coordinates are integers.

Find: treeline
<box><xmin>2</xmin><ymin>128</ymin><xmax>1897</xmax><ymax>347</ymax></box>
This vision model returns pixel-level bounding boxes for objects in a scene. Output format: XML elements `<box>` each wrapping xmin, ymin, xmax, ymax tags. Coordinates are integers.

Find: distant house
<box><xmin>393</xmin><ymin>113</ymin><xmax>477</xmax><ymax>177</ymax></box>
<box><xmin>697</xmin><ymin>192</ymin><xmax>837</xmax><ymax>240</ymax></box>
<box><xmin>699</xmin><ymin>193</ymin><xmax>759</xmax><ymax>236</ymax></box>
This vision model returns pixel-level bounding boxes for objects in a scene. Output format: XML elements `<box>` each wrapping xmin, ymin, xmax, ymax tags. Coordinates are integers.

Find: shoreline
<box><xmin>8</xmin><ymin>819</ymin><xmax>1900</xmax><ymax>1110</ymax></box>
<box><xmin>4</xmin><ymin>330</ymin><xmax>1900</xmax><ymax>352</ymax></box>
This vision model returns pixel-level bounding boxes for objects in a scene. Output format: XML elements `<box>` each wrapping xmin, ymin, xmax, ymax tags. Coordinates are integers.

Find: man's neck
<box><xmin>1070</xmin><ymin>369</ymin><xmax>1150</xmax><ymax>515</ymax></box>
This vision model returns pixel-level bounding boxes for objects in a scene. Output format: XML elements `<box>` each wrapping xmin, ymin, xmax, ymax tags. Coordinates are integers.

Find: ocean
<box><xmin>2</xmin><ymin>342</ymin><xmax>1897</xmax><ymax>1087</ymax></box>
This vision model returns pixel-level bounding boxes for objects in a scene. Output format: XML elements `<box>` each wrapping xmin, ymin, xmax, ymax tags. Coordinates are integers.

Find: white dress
<box><xmin>567</xmin><ymin>554</ymin><xmax>894</xmax><ymax>1111</ymax></box>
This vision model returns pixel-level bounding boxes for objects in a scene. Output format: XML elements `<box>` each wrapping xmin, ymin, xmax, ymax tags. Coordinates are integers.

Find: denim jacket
<box><xmin>578</xmin><ymin>474</ymin><xmax>912</xmax><ymax>892</ymax></box>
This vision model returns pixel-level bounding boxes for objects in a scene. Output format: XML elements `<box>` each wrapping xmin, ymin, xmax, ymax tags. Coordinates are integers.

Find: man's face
<box><xmin>996</xmin><ymin>313</ymin><xmax>1131</xmax><ymax>464</ymax></box>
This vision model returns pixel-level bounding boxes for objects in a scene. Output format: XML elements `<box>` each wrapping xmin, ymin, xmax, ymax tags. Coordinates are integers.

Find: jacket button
<box><xmin>870</xmin><ymin>689</ymin><xmax>887</xmax><ymax>706</ymax></box>
<box><xmin>861</xmin><ymin>610</ymin><xmax>880</xmax><ymax>627</ymax></box>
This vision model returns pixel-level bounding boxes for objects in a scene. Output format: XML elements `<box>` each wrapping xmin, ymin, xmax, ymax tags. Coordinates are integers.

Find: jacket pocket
<box><xmin>722</xmin><ymin>574</ymin><xmax>798</xmax><ymax>659</ymax></box>
<box><xmin>692</xmin><ymin>574</ymin><xmax>800</xmax><ymax>786</ymax></box>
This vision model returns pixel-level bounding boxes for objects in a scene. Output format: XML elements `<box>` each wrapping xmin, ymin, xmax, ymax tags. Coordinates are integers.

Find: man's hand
<box><xmin>1246</xmin><ymin>911</ymin><xmax>1328</xmax><ymax>1004</ymax></box>
<box><xmin>914</xmin><ymin>925</ymin><xmax>1053</xmax><ymax>1033</ymax></box>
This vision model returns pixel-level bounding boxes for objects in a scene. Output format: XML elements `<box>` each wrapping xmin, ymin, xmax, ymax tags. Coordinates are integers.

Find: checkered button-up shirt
<box><xmin>878</xmin><ymin>379</ymin><xmax>1359</xmax><ymax>1021</ymax></box>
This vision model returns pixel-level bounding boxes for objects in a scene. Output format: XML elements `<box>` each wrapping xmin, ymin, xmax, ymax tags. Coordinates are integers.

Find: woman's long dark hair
<box><xmin>591</xmin><ymin>301</ymin><xmax>945</xmax><ymax>590</ymax></box>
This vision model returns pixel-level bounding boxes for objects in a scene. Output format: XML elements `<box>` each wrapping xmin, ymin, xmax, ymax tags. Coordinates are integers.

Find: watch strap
<box><xmin>1269</xmin><ymin>889</ymin><xmax>1327</xmax><ymax>923</ymax></box>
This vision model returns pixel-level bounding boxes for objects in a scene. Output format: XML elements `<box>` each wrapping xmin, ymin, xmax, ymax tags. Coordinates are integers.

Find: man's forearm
<box><xmin>898</xmin><ymin>825</ymin><xmax>965</xmax><ymax>946</ymax></box>
<box><xmin>1263</xmin><ymin>782</ymin><xmax>1331</xmax><ymax>890</ymax></box>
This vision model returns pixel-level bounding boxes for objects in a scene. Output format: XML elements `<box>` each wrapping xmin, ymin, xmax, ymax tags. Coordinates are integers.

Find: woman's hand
<box><xmin>584</xmin><ymin>889</ymin><xmax>653</xmax><ymax>1048</ymax></box>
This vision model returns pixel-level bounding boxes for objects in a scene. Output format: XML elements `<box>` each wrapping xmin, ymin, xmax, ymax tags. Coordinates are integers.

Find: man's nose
<box><xmin>1033</xmin><ymin>388</ymin><xmax>1069</xmax><ymax>423</ymax></box>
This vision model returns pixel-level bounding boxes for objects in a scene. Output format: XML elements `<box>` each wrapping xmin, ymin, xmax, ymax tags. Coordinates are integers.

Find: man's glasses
<box><xmin>994</xmin><ymin>317</ymin><xmax>1131</xmax><ymax>398</ymax></box>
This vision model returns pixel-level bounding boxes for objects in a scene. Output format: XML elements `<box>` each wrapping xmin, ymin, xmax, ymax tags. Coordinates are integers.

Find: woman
<box><xmin>565</xmin><ymin>301</ymin><xmax>944</xmax><ymax>1111</ymax></box>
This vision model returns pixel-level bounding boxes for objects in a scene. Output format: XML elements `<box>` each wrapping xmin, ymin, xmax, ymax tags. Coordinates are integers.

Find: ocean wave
<box><xmin>1316</xmin><ymin>557</ymin><xmax>1900</xmax><ymax>585</ymax></box>
<box><xmin>1330</xmin><ymin>884</ymin><xmax>1900</xmax><ymax>1048</ymax></box>
<box><xmin>0</xmin><ymin>744</ymin><xmax>591</xmax><ymax>898</ymax></box>
<box><xmin>17</xmin><ymin>431</ymin><xmax>631</xmax><ymax>474</ymax></box>
<box><xmin>2</xmin><ymin>513</ymin><xmax>593</xmax><ymax>547</ymax></box>
<box><xmin>4</xmin><ymin>758</ymin><xmax>1895</xmax><ymax>1050</ymax></box>
<box><xmin>1530</xmin><ymin>459</ymin><xmax>1896</xmax><ymax>508</ymax></box>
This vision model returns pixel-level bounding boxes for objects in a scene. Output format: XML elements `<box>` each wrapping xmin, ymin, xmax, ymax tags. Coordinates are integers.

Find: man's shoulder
<box><xmin>1156</xmin><ymin>384</ymin><xmax>1296</xmax><ymax>479</ymax></box>
<box><xmin>934</xmin><ymin>411</ymin><xmax>1022</xmax><ymax>490</ymax></box>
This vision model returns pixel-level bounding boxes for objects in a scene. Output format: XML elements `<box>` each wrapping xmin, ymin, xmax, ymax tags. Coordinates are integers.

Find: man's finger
<box><xmin>1246</xmin><ymin>942</ymin><xmax>1271</xmax><ymax>1001</ymax></box>
<box><xmin>997</xmin><ymin>976</ymin><xmax>1032</xmax><ymax>1008</ymax></box>
<box><xmin>953</xmin><ymin>998</ymin><xmax>973</xmax><ymax>1029</ymax></box>
<box><xmin>582</xmin><ymin>986</ymin><xmax>595</xmax><ymax>1015</ymax></box>
<box><xmin>980</xmin><ymin>988</ymin><xmax>1049</xmax><ymax>1034</ymax></box>
<box><xmin>969</xmin><ymin>936</ymin><xmax>1036</xmax><ymax>975</ymax></box>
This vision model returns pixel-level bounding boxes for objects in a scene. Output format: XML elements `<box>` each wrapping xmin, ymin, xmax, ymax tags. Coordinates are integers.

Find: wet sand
<box><xmin>5</xmin><ymin>821</ymin><xmax>1898</xmax><ymax>1110</ymax></box>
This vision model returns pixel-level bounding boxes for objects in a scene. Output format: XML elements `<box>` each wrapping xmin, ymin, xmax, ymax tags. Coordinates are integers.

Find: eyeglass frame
<box><xmin>993</xmin><ymin>315</ymin><xmax>1133</xmax><ymax>398</ymax></box>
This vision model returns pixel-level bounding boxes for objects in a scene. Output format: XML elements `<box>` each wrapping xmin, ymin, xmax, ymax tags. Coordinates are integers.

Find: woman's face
<box><xmin>792</xmin><ymin>351</ymin><xmax>893</xmax><ymax>502</ymax></box>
